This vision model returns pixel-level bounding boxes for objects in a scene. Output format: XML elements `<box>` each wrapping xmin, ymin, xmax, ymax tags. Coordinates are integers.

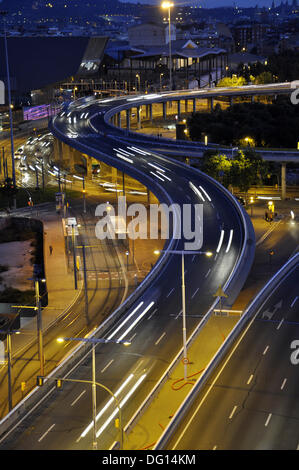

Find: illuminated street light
<box><xmin>57</xmin><ymin>336</ymin><xmax>130</xmax><ymax>450</ymax></box>
<box><xmin>154</xmin><ymin>249</ymin><xmax>213</xmax><ymax>381</ymax></box>
<box><xmin>161</xmin><ymin>2</ymin><xmax>174</xmax><ymax>91</ymax></box>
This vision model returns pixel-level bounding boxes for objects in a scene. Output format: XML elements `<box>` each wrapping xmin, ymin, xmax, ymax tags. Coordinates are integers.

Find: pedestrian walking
<box><xmin>49</xmin><ymin>245</ymin><xmax>53</xmax><ymax>255</ymax></box>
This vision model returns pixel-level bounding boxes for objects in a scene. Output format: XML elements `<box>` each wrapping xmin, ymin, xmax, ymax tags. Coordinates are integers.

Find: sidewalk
<box><xmin>7</xmin><ymin>208</ymin><xmax>82</xmax><ymax>356</ymax></box>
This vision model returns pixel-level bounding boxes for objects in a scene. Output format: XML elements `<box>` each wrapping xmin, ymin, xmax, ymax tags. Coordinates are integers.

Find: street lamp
<box><xmin>135</xmin><ymin>74</ymin><xmax>140</xmax><ymax>93</ymax></box>
<box><xmin>160</xmin><ymin>73</ymin><xmax>164</xmax><ymax>92</ymax></box>
<box><xmin>161</xmin><ymin>2</ymin><xmax>174</xmax><ymax>91</ymax></box>
<box><xmin>1</xmin><ymin>11</ymin><xmax>16</xmax><ymax>195</ymax></box>
<box><xmin>154</xmin><ymin>249</ymin><xmax>213</xmax><ymax>381</ymax></box>
<box><xmin>57</xmin><ymin>336</ymin><xmax>130</xmax><ymax>450</ymax></box>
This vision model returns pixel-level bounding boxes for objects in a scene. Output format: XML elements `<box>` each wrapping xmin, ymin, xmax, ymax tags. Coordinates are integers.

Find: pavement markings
<box><xmin>229</xmin><ymin>405</ymin><xmax>238</xmax><ymax>420</ymax></box>
<box><xmin>167</xmin><ymin>288</ymin><xmax>175</xmax><ymax>298</ymax></box>
<box><xmin>129</xmin><ymin>333</ymin><xmax>137</xmax><ymax>342</ymax></box>
<box><xmin>277</xmin><ymin>318</ymin><xmax>284</xmax><ymax>330</ymax></box>
<box><xmin>205</xmin><ymin>268</ymin><xmax>211</xmax><ymax>278</ymax></box>
<box><xmin>191</xmin><ymin>287</ymin><xmax>200</xmax><ymax>299</ymax></box>
<box><xmin>265</xmin><ymin>413</ymin><xmax>272</xmax><ymax>427</ymax></box>
<box><xmin>263</xmin><ymin>345</ymin><xmax>270</xmax><ymax>355</ymax></box>
<box><xmin>101</xmin><ymin>359</ymin><xmax>114</xmax><ymax>374</ymax></box>
<box><xmin>71</xmin><ymin>390</ymin><xmax>86</xmax><ymax>407</ymax></box>
<box><xmin>291</xmin><ymin>296</ymin><xmax>298</xmax><ymax>308</ymax></box>
<box><xmin>247</xmin><ymin>374</ymin><xmax>254</xmax><ymax>385</ymax></box>
<box><xmin>155</xmin><ymin>332</ymin><xmax>166</xmax><ymax>346</ymax></box>
<box><xmin>175</xmin><ymin>310</ymin><xmax>182</xmax><ymax>320</ymax></box>
<box><xmin>38</xmin><ymin>424</ymin><xmax>55</xmax><ymax>443</ymax></box>
<box><xmin>280</xmin><ymin>378</ymin><xmax>287</xmax><ymax>390</ymax></box>
<box><xmin>147</xmin><ymin>308</ymin><xmax>158</xmax><ymax>320</ymax></box>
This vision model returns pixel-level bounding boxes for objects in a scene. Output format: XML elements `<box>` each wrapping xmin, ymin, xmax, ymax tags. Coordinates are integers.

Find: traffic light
<box><xmin>55</xmin><ymin>379</ymin><xmax>63</xmax><ymax>389</ymax></box>
<box><xmin>36</xmin><ymin>376</ymin><xmax>44</xmax><ymax>387</ymax></box>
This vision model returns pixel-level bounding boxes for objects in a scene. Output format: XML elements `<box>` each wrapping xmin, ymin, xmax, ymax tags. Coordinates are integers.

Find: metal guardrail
<box><xmin>154</xmin><ymin>251</ymin><xmax>299</xmax><ymax>449</ymax></box>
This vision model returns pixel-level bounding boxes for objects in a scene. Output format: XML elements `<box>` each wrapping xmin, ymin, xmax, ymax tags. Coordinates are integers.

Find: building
<box><xmin>128</xmin><ymin>22</ymin><xmax>176</xmax><ymax>47</ymax></box>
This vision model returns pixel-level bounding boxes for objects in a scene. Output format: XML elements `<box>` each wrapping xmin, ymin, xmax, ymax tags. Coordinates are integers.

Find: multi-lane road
<box><xmin>0</xmin><ymin>89</ymin><xmax>255</xmax><ymax>449</ymax></box>
<box><xmin>167</xmin><ymin>257</ymin><xmax>299</xmax><ymax>450</ymax></box>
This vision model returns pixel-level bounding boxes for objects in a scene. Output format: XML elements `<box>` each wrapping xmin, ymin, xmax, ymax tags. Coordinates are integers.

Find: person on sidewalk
<box><xmin>49</xmin><ymin>245</ymin><xmax>53</xmax><ymax>255</ymax></box>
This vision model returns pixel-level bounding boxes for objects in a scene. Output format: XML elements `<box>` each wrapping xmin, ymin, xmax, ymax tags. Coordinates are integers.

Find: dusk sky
<box><xmin>121</xmin><ymin>0</ymin><xmax>273</xmax><ymax>7</ymax></box>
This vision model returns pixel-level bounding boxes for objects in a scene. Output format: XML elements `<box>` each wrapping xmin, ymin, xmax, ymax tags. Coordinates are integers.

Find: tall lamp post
<box><xmin>1</xmin><ymin>11</ymin><xmax>16</xmax><ymax>195</ymax></box>
<box><xmin>161</xmin><ymin>2</ymin><xmax>174</xmax><ymax>91</ymax></box>
<box><xmin>154</xmin><ymin>249</ymin><xmax>213</xmax><ymax>381</ymax></box>
<box><xmin>57</xmin><ymin>336</ymin><xmax>130</xmax><ymax>450</ymax></box>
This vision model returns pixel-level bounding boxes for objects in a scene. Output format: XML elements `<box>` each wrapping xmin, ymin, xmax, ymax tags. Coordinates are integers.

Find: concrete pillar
<box><xmin>112</xmin><ymin>166</ymin><xmax>118</xmax><ymax>188</ymax></box>
<box><xmin>177</xmin><ymin>100</ymin><xmax>181</xmax><ymax>119</ymax></box>
<box><xmin>86</xmin><ymin>156</ymin><xmax>93</xmax><ymax>179</ymax></box>
<box><xmin>193</xmin><ymin>98</ymin><xmax>196</xmax><ymax>113</ymax></box>
<box><xmin>137</xmin><ymin>106</ymin><xmax>141</xmax><ymax>129</ymax></box>
<box><xmin>126</xmin><ymin>109</ymin><xmax>131</xmax><ymax>130</ymax></box>
<box><xmin>185</xmin><ymin>99</ymin><xmax>188</xmax><ymax>113</ymax></box>
<box><xmin>251</xmin><ymin>95</ymin><xmax>255</xmax><ymax>104</ymax></box>
<box><xmin>281</xmin><ymin>162</ymin><xmax>286</xmax><ymax>200</ymax></box>
<box><xmin>116</xmin><ymin>113</ymin><xmax>121</xmax><ymax>128</ymax></box>
<box><xmin>230</xmin><ymin>96</ymin><xmax>234</xmax><ymax>107</ymax></box>
<box><xmin>149</xmin><ymin>103</ymin><xmax>153</xmax><ymax>122</ymax></box>
<box><xmin>208</xmin><ymin>97</ymin><xmax>214</xmax><ymax>112</ymax></box>
<box><xmin>163</xmin><ymin>101</ymin><xmax>167</xmax><ymax>121</ymax></box>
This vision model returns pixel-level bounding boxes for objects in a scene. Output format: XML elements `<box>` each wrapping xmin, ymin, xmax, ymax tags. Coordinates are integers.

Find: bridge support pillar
<box><xmin>116</xmin><ymin>112</ymin><xmax>121</xmax><ymax>128</ymax></box>
<box><xmin>230</xmin><ymin>96</ymin><xmax>234</xmax><ymax>107</ymax></box>
<box><xmin>251</xmin><ymin>95</ymin><xmax>255</xmax><ymax>104</ymax></box>
<box><xmin>281</xmin><ymin>162</ymin><xmax>287</xmax><ymax>200</ymax></box>
<box><xmin>193</xmin><ymin>98</ymin><xmax>196</xmax><ymax>113</ymax></box>
<box><xmin>126</xmin><ymin>109</ymin><xmax>131</xmax><ymax>130</ymax></box>
<box><xmin>177</xmin><ymin>100</ymin><xmax>181</xmax><ymax>119</ymax></box>
<box><xmin>149</xmin><ymin>103</ymin><xmax>153</xmax><ymax>123</ymax></box>
<box><xmin>208</xmin><ymin>97</ymin><xmax>214</xmax><ymax>111</ymax></box>
<box><xmin>185</xmin><ymin>99</ymin><xmax>188</xmax><ymax>113</ymax></box>
<box><xmin>163</xmin><ymin>102</ymin><xmax>167</xmax><ymax>121</ymax></box>
<box><xmin>137</xmin><ymin>106</ymin><xmax>141</xmax><ymax>129</ymax></box>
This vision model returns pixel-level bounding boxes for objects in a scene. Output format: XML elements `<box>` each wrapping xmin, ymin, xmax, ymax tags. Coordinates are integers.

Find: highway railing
<box><xmin>154</xmin><ymin>251</ymin><xmax>299</xmax><ymax>449</ymax></box>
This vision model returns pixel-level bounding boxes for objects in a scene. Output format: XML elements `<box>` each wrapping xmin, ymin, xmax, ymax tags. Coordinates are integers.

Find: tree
<box><xmin>217</xmin><ymin>76</ymin><xmax>247</xmax><ymax>88</ymax></box>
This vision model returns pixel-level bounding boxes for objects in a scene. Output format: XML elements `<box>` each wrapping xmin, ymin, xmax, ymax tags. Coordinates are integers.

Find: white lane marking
<box><xmin>101</xmin><ymin>359</ymin><xmax>114</xmax><ymax>374</ymax></box>
<box><xmin>229</xmin><ymin>405</ymin><xmax>238</xmax><ymax>420</ymax></box>
<box><xmin>191</xmin><ymin>287</ymin><xmax>200</xmax><ymax>299</ymax></box>
<box><xmin>280</xmin><ymin>378</ymin><xmax>287</xmax><ymax>390</ymax></box>
<box><xmin>263</xmin><ymin>345</ymin><xmax>270</xmax><ymax>355</ymax></box>
<box><xmin>265</xmin><ymin>413</ymin><xmax>272</xmax><ymax>427</ymax></box>
<box><xmin>38</xmin><ymin>424</ymin><xmax>56</xmax><ymax>443</ymax></box>
<box><xmin>129</xmin><ymin>333</ymin><xmax>137</xmax><ymax>342</ymax></box>
<box><xmin>71</xmin><ymin>390</ymin><xmax>86</xmax><ymax>407</ymax></box>
<box><xmin>147</xmin><ymin>308</ymin><xmax>158</xmax><ymax>320</ymax></box>
<box><xmin>216</xmin><ymin>230</ymin><xmax>225</xmax><ymax>253</ymax></box>
<box><xmin>167</xmin><ymin>288</ymin><xmax>175</xmax><ymax>298</ymax></box>
<box><xmin>155</xmin><ymin>332</ymin><xmax>166</xmax><ymax>346</ymax></box>
<box><xmin>205</xmin><ymin>268</ymin><xmax>211</xmax><ymax>278</ymax></box>
<box><xmin>247</xmin><ymin>374</ymin><xmax>254</xmax><ymax>385</ymax></box>
<box><xmin>175</xmin><ymin>310</ymin><xmax>182</xmax><ymax>320</ymax></box>
<box><xmin>277</xmin><ymin>318</ymin><xmax>284</xmax><ymax>330</ymax></box>
<box><xmin>291</xmin><ymin>296</ymin><xmax>298</xmax><ymax>308</ymax></box>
